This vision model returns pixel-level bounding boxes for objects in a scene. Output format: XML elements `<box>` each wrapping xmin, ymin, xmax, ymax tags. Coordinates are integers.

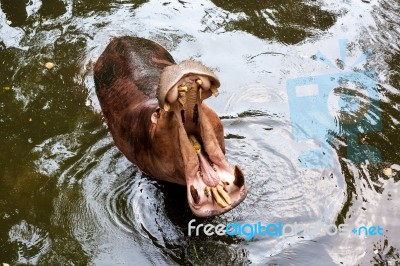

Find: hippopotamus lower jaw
<box><xmin>184</xmin><ymin>107</ymin><xmax>247</xmax><ymax>217</ymax></box>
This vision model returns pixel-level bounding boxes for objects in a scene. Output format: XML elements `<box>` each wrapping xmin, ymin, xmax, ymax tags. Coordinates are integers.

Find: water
<box><xmin>0</xmin><ymin>0</ymin><xmax>399</xmax><ymax>265</ymax></box>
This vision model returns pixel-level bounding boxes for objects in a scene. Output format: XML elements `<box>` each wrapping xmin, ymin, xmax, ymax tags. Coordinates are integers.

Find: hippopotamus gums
<box><xmin>94</xmin><ymin>36</ymin><xmax>247</xmax><ymax>217</ymax></box>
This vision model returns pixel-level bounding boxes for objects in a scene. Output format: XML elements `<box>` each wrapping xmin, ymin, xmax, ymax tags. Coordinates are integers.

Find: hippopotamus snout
<box><xmin>94</xmin><ymin>36</ymin><xmax>247</xmax><ymax>217</ymax></box>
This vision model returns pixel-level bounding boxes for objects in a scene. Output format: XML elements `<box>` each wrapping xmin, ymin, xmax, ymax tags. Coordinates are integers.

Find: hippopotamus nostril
<box><xmin>190</xmin><ymin>185</ymin><xmax>200</xmax><ymax>205</ymax></box>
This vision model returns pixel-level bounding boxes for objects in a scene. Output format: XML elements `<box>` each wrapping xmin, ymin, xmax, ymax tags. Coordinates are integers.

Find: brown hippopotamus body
<box><xmin>94</xmin><ymin>36</ymin><xmax>246</xmax><ymax>217</ymax></box>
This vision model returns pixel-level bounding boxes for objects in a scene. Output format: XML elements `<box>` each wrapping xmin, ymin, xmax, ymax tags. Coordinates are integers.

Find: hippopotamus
<box><xmin>94</xmin><ymin>36</ymin><xmax>247</xmax><ymax>217</ymax></box>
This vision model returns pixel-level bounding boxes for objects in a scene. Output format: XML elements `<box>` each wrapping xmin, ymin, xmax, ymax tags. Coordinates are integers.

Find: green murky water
<box><xmin>0</xmin><ymin>0</ymin><xmax>399</xmax><ymax>265</ymax></box>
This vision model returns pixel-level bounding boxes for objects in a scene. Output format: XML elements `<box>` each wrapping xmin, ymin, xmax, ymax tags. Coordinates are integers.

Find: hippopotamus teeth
<box><xmin>233</xmin><ymin>164</ymin><xmax>245</xmax><ymax>188</ymax></box>
<box><xmin>210</xmin><ymin>86</ymin><xmax>219</xmax><ymax>97</ymax></box>
<box><xmin>190</xmin><ymin>185</ymin><xmax>200</xmax><ymax>204</ymax></box>
<box><xmin>178</xmin><ymin>97</ymin><xmax>185</xmax><ymax>106</ymax></box>
<box><xmin>197</xmin><ymin>76</ymin><xmax>211</xmax><ymax>91</ymax></box>
<box><xmin>163</xmin><ymin>102</ymin><xmax>170</xmax><ymax>112</ymax></box>
<box><xmin>217</xmin><ymin>185</ymin><xmax>232</xmax><ymax>205</ymax></box>
<box><xmin>204</xmin><ymin>187</ymin><xmax>210</xmax><ymax>197</ymax></box>
<box><xmin>178</xmin><ymin>86</ymin><xmax>188</xmax><ymax>92</ymax></box>
<box><xmin>211</xmin><ymin>187</ymin><xmax>228</xmax><ymax>208</ymax></box>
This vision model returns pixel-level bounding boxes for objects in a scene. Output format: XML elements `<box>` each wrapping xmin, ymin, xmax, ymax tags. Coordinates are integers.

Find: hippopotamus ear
<box><xmin>151</xmin><ymin>107</ymin><xmax>161</xmax><ymax>124</ymax></box>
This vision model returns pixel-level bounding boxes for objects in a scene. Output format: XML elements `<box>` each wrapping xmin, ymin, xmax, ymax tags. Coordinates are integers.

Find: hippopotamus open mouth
<box><xmin>94</xmin><ymin>37</ymin><xmax>247</xmax><ymax>217</ymax></box>
<box><xmin>156</xmin><ymin>61</ymin><xmax>247</xmax><ymax>216</ymax></box>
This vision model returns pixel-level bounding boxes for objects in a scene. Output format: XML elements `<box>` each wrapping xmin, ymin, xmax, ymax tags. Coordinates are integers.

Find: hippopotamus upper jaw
<box><xmin>154</xmin><ymin>61</ymin><xmax>247</xmax><ymax>217</ymax></box>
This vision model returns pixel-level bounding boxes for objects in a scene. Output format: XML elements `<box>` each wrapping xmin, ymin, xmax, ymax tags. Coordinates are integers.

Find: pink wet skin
<box><xmin>197</xmin><ymin>151</ymin><xmax>220</xmax><ymax>187</ymax></box>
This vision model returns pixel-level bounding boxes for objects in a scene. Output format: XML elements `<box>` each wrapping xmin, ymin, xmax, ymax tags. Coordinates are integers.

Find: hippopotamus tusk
<box><xmin>94</xmin><ymin>36</ymin><xmax>247</xmax><ymax>217</ymax></box>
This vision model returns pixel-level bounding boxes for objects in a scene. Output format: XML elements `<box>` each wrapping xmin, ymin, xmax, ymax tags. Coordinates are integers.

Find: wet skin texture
<box><xmin>94</xmin><ymin>37</ymin><xmax>246</xmax><ymax>217</ymax></box>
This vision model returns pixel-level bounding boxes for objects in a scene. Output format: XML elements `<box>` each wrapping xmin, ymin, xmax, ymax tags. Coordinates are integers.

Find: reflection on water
<box><xmin>0</xmin><ymin>0</ymin><xmax>399</xmax><ymax>265</ymax></box>
<box><xmin>209</xmin><ymin>0</ymin><xmax>337</xmax><ymax>44</ymax></box>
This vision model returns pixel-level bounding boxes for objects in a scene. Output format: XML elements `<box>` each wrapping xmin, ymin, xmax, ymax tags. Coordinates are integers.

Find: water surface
<box><xmin>0</xmin><ymin>0</ymin><xmax>399</xmax><ymax>265</ymax></box>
